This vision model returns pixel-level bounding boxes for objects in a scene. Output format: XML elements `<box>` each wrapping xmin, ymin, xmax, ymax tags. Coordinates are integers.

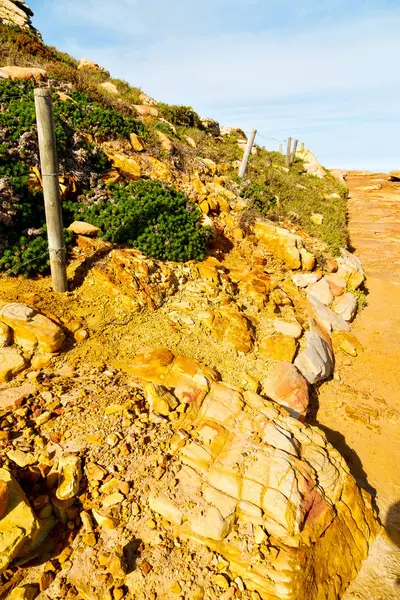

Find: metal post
<box><xmin>286</xmin><ymin>137</ymin><xmax>292</xmax><ymax>168</ymax></box>
<box><xmin>238</xmin><ymin>128</ymin><xmax>257</xmax><ymax>179</ymax></box>
<box><xmin>291</xmin><ymin>139</ymin><xmax>298</xmax><ymax>166</ymax></box>
<box><xmin>34</xmin><ymin>89</ymin><xmax>68</xmax><ymax>293</ymax></box>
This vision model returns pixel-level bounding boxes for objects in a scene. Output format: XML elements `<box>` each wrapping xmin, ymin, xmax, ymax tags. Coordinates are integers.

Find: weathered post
<box><xmin>34</xmin><ymin>89</ymin><xmax>68</xmax><ymax>293</ymax></box>
<box><xmin>291</xmin><ymin>139</ymin><xmax>299</xmax><ymax>166</ymax></box>
<box><xmin>238</xmin><ymin>128</ymin><xmax>257</xmax><ymax>179</ymax></box>
<box><xmin>279</xmin><ymin>143</ymin><xmax>283</xmax><ymax>155</ymax></box>
<box><xmin>286</xmin><ymin>137</ymin><xmax>292</xmax><ymax>168</ymax></box>
<box><xmin>301</xmin><ymin>142</ymin><xmax>305</xmax><ymax>151</ymax></box>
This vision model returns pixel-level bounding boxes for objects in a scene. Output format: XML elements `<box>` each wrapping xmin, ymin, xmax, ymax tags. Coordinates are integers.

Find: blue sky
<box><xmin>30</xmin><ymin>0</ymin><xmax>400</xmax><ymax>171</ymax></box>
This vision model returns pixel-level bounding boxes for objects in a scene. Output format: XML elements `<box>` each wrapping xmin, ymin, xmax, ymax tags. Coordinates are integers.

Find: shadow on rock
<box><xmin>385</xmin><ymin>501</ymin><xmax>400</xmax><ymax>548</ymax></box>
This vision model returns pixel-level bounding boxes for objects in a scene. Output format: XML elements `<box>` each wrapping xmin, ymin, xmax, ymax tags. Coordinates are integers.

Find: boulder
<box><xmin>296</xmin><ymin>148</ymin><xmax>327</xmax><ymax>178</ymax></box>
<box><xmin>254</xmin><ymin>221</ymin><xmax>302</xmax><ymax>270</ymax></box>
<box><xmin>300</xmin><ymin>247</ymin><xmax>316</xmax><ymax>271</ymax></box>
<box><xmin>133</xmin><ymin>104</ymin><xmax>159</xmax><ymax>117</ymax></box>
<box><xmin>0</xmin><ymin>347</ymin><xmax>25</xmax><ymax>383</ymax></box>
<box><xmin>0</xmin><ymin>0</ymin><xmax>35</xmax><ymax>31</ymax></box>
<box><xmin>129</xmin><ymin>132</ymin><xmax>145</xmax><ymax>152</ymax></box>
<box><xmin>262</xmin><ymin>362</ymin><xmax>309</xmax><ymax>420</ymax></box>
<box><xmin>201</xmin><ymin>306</ymin><xmax>254</xmax><ymax>353</ymax></box>
<box><xmin>0</xmin><ymin>468</ymin><xmax>40</xmax><ymax>573</ymax></box>
<box><xmin>101</xmin><ymin>144</ymin><xmax>141</xmax><ymax>178</ymax></box>
<box><xmin>307</xmin><ymin>294</ymin><xmax>350</xmax><ymax>333</ymax></box>
<box><xmin>332</xmin><ymin>292</ymin><xmax>358</xmax><ymax>322</ymax></box>
<box><xmin>156</xmin><ymin>131</ymin><xmax>173</xmax><ymax>152</ymax></box>
<box><xmin>273</xmin><ymin>319</ymin><xmax>303</xmax><ymax>339</ymax></box>
<box><xmin>0</xmin><ymin>66</ymin><xmax>46</xmax><ymax>81</ymax></box>
<box><xmin>78</xmin><ymin>58</ymin><xmax>109</xmax><ymax>74</ymax></box>
<box><xmin>0</xmin><ymin>303</ymin><xmax>65</xmax><ymax>353</ymax></box>
<box><xmin>330</xmin><ymin>169</ymin><xmax>347</xmax><ymax>185</ymax></box>
<box><xmin>10</xmin><ymin>585</ymin><xmax>39</xmax><ymax>600</ymax></box>
<box><xmin>325</xmin><ymin>273</ymin><xmax>346</xmax><ymax>297</ymax></box>
<box><xmin>126</xmin><ymin>350</ymin><xmax>378</xmax><ymax>600</ymax></box>
<box><xmin>259</xmin><ymin>333</ymin><xmax>297</xmax><ymax>362</ymax></box>
<box><xmin>332</xmin><ymin>331</ymin><xmax>363</xmax><ymax>357</ymax></box>
<box><xmin>307</xmin><ymin>278</ymin><xmax>334</xmax><ymax>306</ymax></box>
<box><xmin>201</xmin><ymin>118</ymin><xmax>220</xmax><ymax>136</ymax></box>
<box><xmin>220</xmin><ymin>126</ymin><xmax>247</xmax><ymax>139</ymax></box>
<box><xmin>388</xmin><ymin>171</ymin><xmax>400</xmax><ymax>182</ymax></box>
<box><xmin>67</xmin><ymin>221</ymin><xmax>100</xmax><ymax>237</ymax></box>
<box><xmin>292</xmin><ymin>273</ymin><xmax>321</xmax><ymax>288</ymax></box>
<box><xmin>100</xmin><ymin>81</ymin><xmax>119</xmax><ymax>95</ymax></box>
<box><xmin>0</xmin><ymin>322</ymin><xmax>12</xmax><ymax>346</ymax></box>
<box><xmin>294</xmin><ymin>327</ymin><xmax>334</xmax><ymax>384</ymax></box>
<box><xmin>185</xmin><ymin>135</ymin><xmax>196</xmax><ymax>148</ymax></box>
<box><xmin>336</xmin><ymin>250</ymin><xmax>365</xmax><ymax>289</ymax></box>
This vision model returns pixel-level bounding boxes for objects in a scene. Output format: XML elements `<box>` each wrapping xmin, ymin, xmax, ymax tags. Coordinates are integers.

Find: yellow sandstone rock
<box><xmin>0</xmin><ymin>303</ymin><xmax>64</xmax><ymax>354</ymax></box>
<box><xmin>0</xmin><ymin>469</ymin><xmax>40</xmax><ymax>573</ymax></box>
<box><xmin>254</xmin><ymin>221</ymin><xmax>302</xmax><ymax>270</ymax></box>
<box><xmin>258</xmin><ymin>333</ymin><xmax>297</xmax><ymax>362</ymax></box>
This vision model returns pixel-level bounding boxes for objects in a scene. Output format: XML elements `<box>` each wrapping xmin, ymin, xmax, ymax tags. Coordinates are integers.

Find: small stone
<box><xmin>292</xmin><ymin>273</ymin><xmax>321</xmax><ymax>288</ymax></box>
<box><xmin>273</xmin><ymin>319</ymin><xmax>302</xmax><ymax>339</ymax></box>
<box><xmin>332</xmin><ymin>292</ymin><xmax>358</xmax><ymax>322</ymax></box>
<box><xmin>31</xmin><ymin>353</ymin><xmax>52</xmax><ymax>370</ymax></box>
<box><xmin>106</xmin><ymin>434</ymin><xmax>119</xmax><ymax>448</ymax></box>
<box><xmin>213</xmin><ymin>574</ymin><xmax>230</xmax><ymax>590</ymax></box>
<box><xmin>38</xmin><ymin>571</ymin><xmax>54</xmax><ymax>592</ymax></box>
<box><xmin>6</xmin><ymin>449</ymin><xmax>37</xmax><ymax>468</ymax></box>
<box><xmin>311</xmin><ymin>213</ymin><xmax>324</xmax><ymax>225</ymax></box>
<box><xmin>85</xmin><ymin>462</ymin><xmax>107</xmax><ymax>482</ymax></box>
<box><xmin>82</xmin><ymin>532</ymin><xmax>97</xmax><ymax>547</ymax></box>
<box><xmin>131</xmin><ymin>502</ymin><xmax>140</xmax><ymax>516</ymax></box>
<box><xmin>113</xmin><ymin>589</ymin><xmax>124</xmax><ymax>600</ymax></box>
<box><xmin>10</xmin><ymin>585</ymin><xmax>39</xmax><ymax>600</ymax></box>
<box><xmin>56</xmin><ymin>456</ymin><xmax>82</xmax><ymax>500</ymax></box>
<box><xmin>35</xmin><ymin>411</ymin><xmax>52</xmax><ymax>426</ymax></box>
<box><xmin>119</xmin><ymin>481</ymin><xmax>130</xmax><ymax>495</ymax></box>
<box><xmin>80</xmin><ymin>510</ymin><xmax>93</xmax><ymax>532</ymax></box>
<box><xmin>332</xmin><ymin>331</ymin><xmax>363</xmax><ymax>357</ymax></box>
<box><xmin>139</xmin><ymin>560</ymin><xmax>152</xmax><ymax>575</ymax></box>
<box><xmin>170</xmin><ymin>582</ymin><xmax>182</xmax><ymax>594</ymax></box>
<box><xmin>92</xmin><ymin>509</ymin><xmax>118</xmax><ymax>530</ymax></box>
<box><xmin>103</xmin><ymin>492</ymin><xmax>124</xmax><ymax>507</ymax></box>
<box><xmin>0</xmin><ymin>347</ymin><xmax>26</xmax><ymax>383</ymax></box>
<box><xmin>220</xmin><ymin>588</ymin><xmax>235</xmax><ymax>600</ymax></box>
<box><xmin>130</xmin><ymin>132</ymin><xmax>145</xmax><ymax>151</ymax></box>
<box><xmin>234</xmin><ymin>577</ymin><xmax>245</xmax><ymax>592</ymax></box>
<box><xmin>74</xmin><ymin>329</ymin><xmax>89</xmax><ymax>343</ymax></box>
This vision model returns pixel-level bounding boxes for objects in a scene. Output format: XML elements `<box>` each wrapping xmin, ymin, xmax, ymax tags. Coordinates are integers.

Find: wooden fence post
<box><xmin>34</xmin><ymin>89</ymin><xmax>68</xmax><ymax>293</ymax></box>
<box><xmin>279</xmin><ymin>143</ymin><xmax>283</xmax><ymax>155</ymax></box>
<box><xmin>238</xmin><ymin>128</ymin><xmax>257</xmax><ymax>179</ymax></box>
<box><xmin>291</xmin><ymin>139</ymin><xmax>298</xmax><ymax>166</ymax></box>
<box><xmin>286</xmin><ymin>137</ymin><xmax>292</xmax><ymax>168</ymax></box>
<box><xmin>301</xmin><ymin>142</ymin><xmax>305</xmax><ymax>151</ymax></box>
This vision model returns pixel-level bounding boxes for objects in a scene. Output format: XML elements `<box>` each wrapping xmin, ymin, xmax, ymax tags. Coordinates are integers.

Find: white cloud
<box><xmin>46</xmin><ymin>3</ymin><xmax>400</xmax><ymax>170</ymax></box>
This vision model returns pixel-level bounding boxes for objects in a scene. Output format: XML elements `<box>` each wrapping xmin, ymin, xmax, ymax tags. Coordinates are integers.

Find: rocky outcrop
<box><xmin>0</xmin><ymin>1</ymin><xmax>36</xmax><ymax>31</ymax></box>
<box><xmin>0</xmin><ymin>66</ymin><xmax>47</xmax><ymax>81</ymax></box>
<box><xmin>126</xmin><ymin>349</ymin><xmax>379</xmax><ymax>600</ymax></box>
<box><xmin>296</xmin><ymin>147</ymin><xmax>327</xmax><ymax>178</ymax></box>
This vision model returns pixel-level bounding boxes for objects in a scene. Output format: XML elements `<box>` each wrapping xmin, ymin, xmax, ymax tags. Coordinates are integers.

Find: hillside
<box><xmin>0</xmin><ymin>4</ymin><xmax>382</xmax><ymax>600</ymax></box>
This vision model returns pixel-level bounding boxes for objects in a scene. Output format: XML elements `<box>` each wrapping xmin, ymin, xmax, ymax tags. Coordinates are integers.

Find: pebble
<box><xmin>106</xmin><ymin>433</ymin><xmax>119</xmax><ymax>447</ymax></box>
<box><xmin>213</xmin><ymin>574</ymin><xmax>230</xmax><ymax>590</ymax></box>
<box><xmin>103</xmin><ymin>492</ymin><xmax>124</xmax><ymax>507</ymax></box>
<box><xmin>38</xmin><ymin>571</ymin><xmax>55</xmax><ymax>592</ymax></box>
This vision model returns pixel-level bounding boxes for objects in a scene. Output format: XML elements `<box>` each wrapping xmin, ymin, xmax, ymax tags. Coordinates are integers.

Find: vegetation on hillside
<box><xmin>0</xmin><ymin>21</ymin><xmax>348</xmax><ymax>277</ymax></box>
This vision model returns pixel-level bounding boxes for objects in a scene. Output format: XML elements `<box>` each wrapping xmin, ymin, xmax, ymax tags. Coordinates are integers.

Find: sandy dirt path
<box><xmin>316</xmin><ymin>172</ymin><xmax>400</xmax><ymax>599</ymax></box>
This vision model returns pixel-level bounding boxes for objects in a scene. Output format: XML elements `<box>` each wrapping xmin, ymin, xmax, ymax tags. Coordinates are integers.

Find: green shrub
<box><xmin>158</xmin><ymin>103</ymin><xmax>203</xmax><ymax>129</ymax></box>
<box><xmin>76</xmin><ymin>180</ymin><xmax>209</xmax><ymax>262</ymax></box>
<box><xmin>110</xmin><ymin>79</ymin><xmax>142</xmax><ymax>105</ymax></box>
<box><xmin>242</xmin><ymin>182</ymin><xmax>278</xmax><ymax>215</ymax></box>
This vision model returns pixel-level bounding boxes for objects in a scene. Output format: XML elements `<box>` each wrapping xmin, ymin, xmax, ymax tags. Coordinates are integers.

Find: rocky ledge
<box><xmin>0</xmin><ymin>0</ymin><xmax>37</xmax><ymax>33</ymax></box>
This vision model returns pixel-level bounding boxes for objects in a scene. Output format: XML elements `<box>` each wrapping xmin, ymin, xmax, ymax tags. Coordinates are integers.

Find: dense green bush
<box><xmin>158</xmin><ymin>103</ymin><xmax>203</xmax><ymax>129</ymax></box>
<box><xmin>76</xmin><ymin>180</ymin><xmax>209</xmax><ymax>262</ymax></box>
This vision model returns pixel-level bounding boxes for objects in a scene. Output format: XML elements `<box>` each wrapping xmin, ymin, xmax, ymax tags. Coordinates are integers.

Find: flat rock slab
<box><xmin>0</xmin><ymin>383</ymin><xmax>36</xmax><ymax>409</ymax></box>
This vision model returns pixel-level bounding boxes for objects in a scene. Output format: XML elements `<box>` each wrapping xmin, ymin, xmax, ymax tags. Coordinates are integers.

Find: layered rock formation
<box><xmin>0</xmin><ymin>1</ymin><xmax>36</xmax><ymax>33</ymax></box>
<box><xmin>126</xmin><ymin>349</ymin><xmax>379</xmax><ymax>600</ymax></box>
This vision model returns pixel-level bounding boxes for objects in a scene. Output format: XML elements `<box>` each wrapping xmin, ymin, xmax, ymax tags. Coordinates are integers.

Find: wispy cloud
<box><xmin>30</xmin><ymin>0</ymin><xmax>400</xmax><ymax>170</ymax></box>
